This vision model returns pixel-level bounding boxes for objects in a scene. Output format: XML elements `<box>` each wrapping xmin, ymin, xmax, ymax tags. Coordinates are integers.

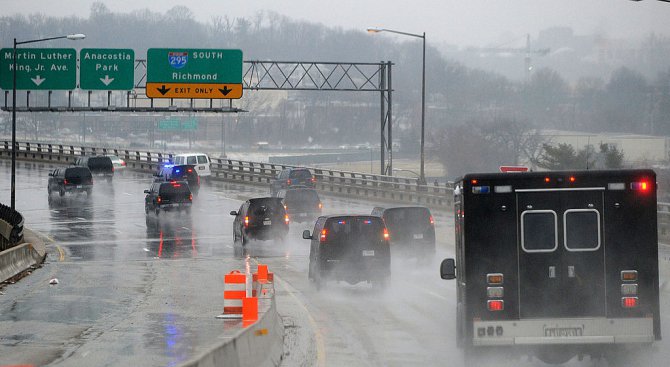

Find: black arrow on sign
<box><xmin>157</xmin><ymin>85</ymin><xmax>171</xmax><ymax>95</ymax></box>
<box><xmin>219</xmin><ymin>86</ymin><xmax>232</xmax><ymax>96</ymax></box>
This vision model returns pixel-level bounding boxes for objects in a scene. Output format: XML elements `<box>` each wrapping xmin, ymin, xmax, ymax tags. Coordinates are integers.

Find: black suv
<box><xmin>230</xmin><ymin>197</ymin><xmax>289</xmax><ymax>246</ymax></box>
<box><xmin>271</xmin><ymin>168</ymin><xmax>315</xmax><ymax>195</ymax></box>
<box><xmin>74</xmin><ymin>156</ymin><xmax>114</xmax><ymax>182</ymax></box>
<box><xmin>48</xmin><ymin>167</ymin><xmax>93</xmax><ymax>198</ymax></box>
<box><xmin>156</xmin><ymin>164</ymin><xmax>200</xmax><ymax>196</ymax></box>
<box><xmin>144</xmin><ymin>181</ymin><xmax>193</xmax><ymax>215</ymax></box>
<box><xmin>302</xmin><ymin>215</ymin><xmax>391</xmax><ymax>289</ymax></box>
<box><xmin>276</xmin><ymin>188</ymin><xmax>322</xmax><ymax>223</ymax></box>
<box><xmin>371</xmin><ymin>206</ymin><xmax>435</xmax><ymax>259</ymax></box>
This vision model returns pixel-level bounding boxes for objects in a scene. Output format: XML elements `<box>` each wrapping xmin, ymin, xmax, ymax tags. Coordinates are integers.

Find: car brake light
<box><xmin>284</xmin><ymin>204</ymin><xmax>288</xmax><ymax>210</ymax></box>
<box><xmin>630</xmin><ymin>181</ymin><xmax>650</xmax><ymax>191</ymax></box>
<box><xmin>112</xmin><ymin>166</ymin><xmax>115</xmax><ymax>172</ymax></box>
<box><xmin>569</xmin><ymin>176</ymin><xmax>576</xmax><ymax>183</ymax></box>
<box><xmin>285</xmin><ymin>214</ymin><xmax>290</xmax><ymax>224</ymax></box>
<box><xmin>244</xmin><ymin>216</ymin><xmax>249</xmax><ymax>228</ymax></box>
<box><xmin>311</xmin><ymin>177</ymin><xmax>316</xmax><ymax>183</ymax></box>
<box><xmin>318</xmin><ymin>202</ymin><xmax>323</xmax><ymax>209</ymax></box>
<box><xmin>189</xmin><ymin>194</ymin><xmax>193</xmax><ymax>201</ymax></box>
<box><xmin>429</xmin><ymin>215</ymin><xmax>434</xmax><ymax>225</ymax></box>
<box><xmin>287</xmin><ymin>179</ymin><xmax>292</xmax><ymax>185</ymax></box>
<box><xmin>172</xmin><ymin>183</ymin><xmax>181</xmax><ymax>187</ymax></box>
<box><xmin>320</xmin><ymin>229</ymin><xmax>327</xmax><ymax>242</ymax></box>
<box><xmin>63</xmin><ymin>179</ymin><xmax>68</xmax><ymax>185</ymax></box>
<box><xmin>157</xmin><ymin>196</ymin><xmax>162</xmax><ymax>204</ymax></box>
<box><xmin>487</xmin><ymin>300</ymin><xmax>504</xmax><ymax>311</ymax></box>
<box><xmin>187</xmin><ymin>168</ymin><xmax>193</xmax><ymax>173</ymax></box>
<box><xmin>622</xmin><ymin>297</ymin><xmax>638</xmax><ymax>308</ymax></box>
<box><xmin>544</xmin><ymin>177</ymin><xmax>551</xmax><ymax>183</ymax></box>
<box><xmin>122</xmin><ymin>161</ymin><xmax>126</xmax><ymax>166</ymax></box>
<box><xmin>383</xmin><ymin>227</ymin><xmax>390</xmax><ymax>241</ymax></box>
<box><xmin>487</xmin><ymin>273</ymin><xmax>503</xmax><ymax>285</ymax></box>
<box><xmin>197</xmin><ymin>176</ymin><xmax>200</xmax><ymax>185</ymax></box>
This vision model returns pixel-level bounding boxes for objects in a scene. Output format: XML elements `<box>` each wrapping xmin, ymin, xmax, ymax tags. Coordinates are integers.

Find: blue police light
<box><xmin>472</xmin><ymin>186</ymin><xmax>490</xmax><ymax>194</ymax></box>
<box><xmin>175</xmin><ymin>169</ymin><xmax>181</xmax><ymax>174</ymax></box>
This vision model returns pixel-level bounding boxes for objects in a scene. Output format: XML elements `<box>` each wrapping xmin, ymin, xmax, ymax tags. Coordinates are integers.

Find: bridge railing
<box><xmin>0</xmin><ymin>141</ymin><xmax>454</xmax><ymax>208</ymax></box>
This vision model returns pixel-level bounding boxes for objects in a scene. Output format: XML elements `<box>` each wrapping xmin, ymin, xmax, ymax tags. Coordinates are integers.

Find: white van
<box><xmin>173</xmin><ymin>153</ymin><xmax>212</xmax><ymax>178</ymax></box>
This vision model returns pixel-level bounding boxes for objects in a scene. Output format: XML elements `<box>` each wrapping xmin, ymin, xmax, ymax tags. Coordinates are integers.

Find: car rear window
<box><xmin>285</xmin><ymin>189</ymin><xmax>319</xmax><ymax>203</ymax></box>
<box><xmin>174</xmin><ymin>157</ymin><xmax>185</xmax><ymax>165</ymax></box>
<box><xmin>325</xmin><ymin>216</ymin><xmax>384</xmax><ymax>240</ymax></box>
<box><xmin>289</xmin><ymin>169</ymin><xmax>312</xmax><ymax>179</ymax></box>
<box><xmin>65</xmin><ymin>167</ymin><xmax>92</xmax><ymax>180</ymax></box>
<box><xmin>197</xmin><ymin>155</ymin><xmax>208</xmax><ymax>164</ymax></box>
<box><xmin>382</xmin><ymin>207</ymin><xmax>431</xmax><ymax>230</ymax></box>
<box><xmin>187</xmin><ymin>156</ymin><xmax>197</xmax><ymax>164</ymax></box>
<box><xmin>159</xmin><ymin>182</ymin><xmax>191</xmax><ymax>195</ymax></box>
<box><xmin>249</xmin><ymin>198</ymin><xmax>284</xmax><ymax>214</ymax></box>
<box><xmin>88</xmin><ymin>156</ymin><xmax>113</xmax><ymax>169</ymax></box>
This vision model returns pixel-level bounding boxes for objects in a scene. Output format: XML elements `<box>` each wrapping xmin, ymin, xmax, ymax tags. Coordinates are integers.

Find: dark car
<box><xmin>74</xmin><ymin>156</ymin><xmax>114</xmax><ymax>182</ymax></box>
<box><xmin>144</xmin><ymin>180</ymin><xmax>193</xmax><ymax>215</ymax></box>
<box><xmin>302</xmin><ymin>215</ymin><xmax>391</xmax><ymax>289</ymax></box>
<box><xmin>276</xmin><ymin>188</ymin><xmax>322</xmax><ymax>223</ymax></box>
<box><xmin>371</xmin><ymin>206</ymin><xmax>435</xmax><ymax>259</ymax></box>
<box><xmin>230</xmin><ymin>197</ymin><xmax>289</xmax><ymax>246</ymax></box>
<box><xmin>271</xmin><ymin>168</ymin><xmax>316</xmax><ymax>195</ymax></box>
<box><xmin>48</xmin><ymin>166</ymin><xmax>93</xmax><ymax>198</ymax></box>
<box><xmin>156</xmin><ymin>164</ymin><xmax>200</xmax><ymax>196</ymax></box>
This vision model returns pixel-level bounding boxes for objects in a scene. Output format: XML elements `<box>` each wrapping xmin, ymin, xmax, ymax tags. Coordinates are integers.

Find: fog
<box><xmin>3</xmin><ymin>0</ymin><xmax>670</xmax><ymax>47</ymax></box>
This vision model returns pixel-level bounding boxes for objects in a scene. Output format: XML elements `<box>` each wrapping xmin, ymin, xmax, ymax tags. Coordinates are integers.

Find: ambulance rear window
<box><xmin>564</xmin><ymin>209</ymin><xmax>601</xmax><ymax>251</ymax></box>
<box><xmin>521</xmin><ymin>210</ymin><xmax>558</xmax><ymax>253</ymax></box>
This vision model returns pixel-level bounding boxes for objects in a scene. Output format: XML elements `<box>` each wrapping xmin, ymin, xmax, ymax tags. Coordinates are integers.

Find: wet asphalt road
<box><xmin>1</xmin><ymin>160</ymin><xmax>670</xmax><ymax>367</ymax></box>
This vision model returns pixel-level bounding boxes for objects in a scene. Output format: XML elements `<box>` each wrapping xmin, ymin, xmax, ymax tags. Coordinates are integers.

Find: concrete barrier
<box><xmin>0</xmin><ymin>242</ymin><xmax>45</xmax><ymax>283</ymax></box>
<box><xmin>179</xmin><ymin>297</ymin><xmax>284</xmax><ymax>367</ymax></box>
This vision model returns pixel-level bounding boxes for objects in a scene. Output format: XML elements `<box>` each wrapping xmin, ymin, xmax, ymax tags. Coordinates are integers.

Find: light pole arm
<box><xmin>368</xmin><ymin>27</ymin><xmax>424</xmax><ymax>40</ymax></box>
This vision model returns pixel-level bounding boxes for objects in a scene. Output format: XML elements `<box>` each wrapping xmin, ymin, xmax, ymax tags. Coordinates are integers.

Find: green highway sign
<box><xmin>0</xmin><ymin>48</ymin><xmax>77</xmax><ymax>90</ymax></box>
<box><xmin>147</xmin><ymin>48</ymin><xmax>242</xmax><ymax>83</ymax></box>
<box><xmin>80</xmin><ymin>48</ymin><xmax>135</xmax><ymax>90</ymax></box>
<box><xmin>159</xmin><ymin>117</ymin><xmax>198</xmax><ymax>131</ymax></box>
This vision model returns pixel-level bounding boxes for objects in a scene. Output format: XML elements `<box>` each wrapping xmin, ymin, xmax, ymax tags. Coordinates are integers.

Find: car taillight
<box><xmin>187</xmin><ymin>168</ymin><xmax>193</xmax><ymax>173</ymax></box>
<box><xmin>121</xmin><ymin>161</ymin><xmax>126</xmax><ymax>166</ymax></box>
<box><xmin>157</xmin><ymin>196</ymin><xmax>162</xmax><ymax>204</ymax></box>
<box><xmin>287</xmin><ymin>179</ymin><xmax>292</xmax><ymax>185</ymax></box>
<box><xmin>197</xmin><ymin>176</ymin><xmax>200</xmax><ymax>185</ymax></box>
<box><xmin>189</xmin><ymin>194</ymin><xmax>193</xmax><ymax>201</ymax></box>
<box><xmin>318</xmin><ymin>202</ymin><xmax>323</xmax><ymax>209</ymax></box>
<box><xmin>311</xmin><ymin>177</ymin><xmax>316</xmax><ymax>183</ymax></box>
<box><xmin>320</xmin><ymin>229</ymin><xmax>327</xmax><ymax>243</ymax></box>
<box><xmin>284</xmin><ymin>204</ymin><xmax>288</xmax><ymax>210</ymax></box>
<box><xmin>488</xmin><ymin>300</ymin><xmax>504</xmax><ymax>311</ymax></box>
<box><xmin>383</xmin><ymin>227</ymin><xmax>390</xmax><ymax>241</ymax></box>
<box><xmin>172</xmin><ymin>182</ymin><xmax>181</xmax><ymax>187</ymax></box>
<box><xmin>429</xmin><ymin>215</ymin><xmax>434</xmax><ymax>225</ymax></box>
<box><xmin>244</xmin><ymin>216</ymin><xmax>249</xmax><ymax>228</ymax></box>
<box><xmin>630</xmin><ymin>181</ymin><xmax>650</xmax><ymax>192</ymax></box>
<box><xmin>285</xmin><ymin>214</ymin><xmax>290</xmax><ymax>224</ymax></box>
<box><xmin>63</xmin><ymin>179</ymin><xmax>68</xmax><ymax>185</ymax></box>
<box><xmin>622</xmin><ymin>297</ymin><xmax>638</xmax><ymax>308</ymax></box>
<box><xmin>112</xmin><ymin>166</ymin><xmax>115</xmax><ymax>172</ymax></box>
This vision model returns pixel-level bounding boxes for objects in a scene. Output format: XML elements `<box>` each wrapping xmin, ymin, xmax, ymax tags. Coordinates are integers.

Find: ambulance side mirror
<box><xmin>440</xmin><ymin>258</ymin><xmax>456</xmax><ymax>280</ymax></box>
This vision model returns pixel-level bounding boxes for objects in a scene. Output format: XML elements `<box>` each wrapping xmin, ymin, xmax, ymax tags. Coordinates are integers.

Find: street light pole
<box><xmin>367</xmin><ymin>27</ymin><xmax>427</xmax><ymax>184</ymax></box>
<box><xmin>10</xmin><ymin>33</ymin><xmax>85</xmax><ymax>210</ymax></box>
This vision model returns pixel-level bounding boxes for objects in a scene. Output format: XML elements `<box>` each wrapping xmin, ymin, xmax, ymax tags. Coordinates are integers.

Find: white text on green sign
<box><xmin>0</xmin><ymin>48</ymin><xmax>76</xmax><ymax>90</ymax></box>
<box><xmin>147</xmin><ymin>49</ymin><xmax>243</xmax><ymax>84</ymax></box>
<box><xmin>80</xmin><ymin>49</ymin><xmax>135</xmax><ymax>90</ymax></box>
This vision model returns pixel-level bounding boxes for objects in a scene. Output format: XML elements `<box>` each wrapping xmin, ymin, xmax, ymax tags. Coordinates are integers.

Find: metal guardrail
<box><xmin>0</xmin><ymin>140</ymin><xmax>454</xmax><ymax>209</ymax></box>
<box><xmin>0</xmin><ymin>202</ymin><xmax>24</xmax><ymax>251</ymax></box>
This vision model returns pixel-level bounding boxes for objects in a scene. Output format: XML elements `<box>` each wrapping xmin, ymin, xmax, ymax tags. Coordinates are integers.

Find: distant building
<box><xmin>540</xmin><ymin>130</ymin><xmax>669</xmax><ymax>166</ymax></box>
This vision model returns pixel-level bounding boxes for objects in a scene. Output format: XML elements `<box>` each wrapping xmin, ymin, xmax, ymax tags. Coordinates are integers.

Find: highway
<box><xmin>1</xmin><ymin>160</ymin><xmax>670</xmax><ymax>366</ymax></box>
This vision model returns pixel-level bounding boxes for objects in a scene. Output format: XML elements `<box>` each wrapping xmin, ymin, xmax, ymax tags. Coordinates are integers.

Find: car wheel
<box><xmin>59</xmin><ymin>188</ymin><xmax>65</xmax><ymax>197</ymax></box>
<box><xmin>155</xmin><ymin>207</ymin><xmax>160</xmax><ymax>216</ymax></box>
<box><xmin>241</xmin><ymin>233</ymin><xmax>248</xmax><ymax>246</ymax></box>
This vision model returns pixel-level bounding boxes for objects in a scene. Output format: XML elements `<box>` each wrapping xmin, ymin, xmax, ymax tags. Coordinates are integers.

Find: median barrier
<box><xmin>186</xmin><ymin>264</ymin><xmax>283</xmax><ymax>367</ymax></box>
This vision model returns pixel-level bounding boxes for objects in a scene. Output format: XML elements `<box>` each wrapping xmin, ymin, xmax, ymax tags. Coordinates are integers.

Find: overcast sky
<box><xmin>3</xmin><ymin>0</ymin><xmax>670</xmax><ymax>47</ymax></box>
